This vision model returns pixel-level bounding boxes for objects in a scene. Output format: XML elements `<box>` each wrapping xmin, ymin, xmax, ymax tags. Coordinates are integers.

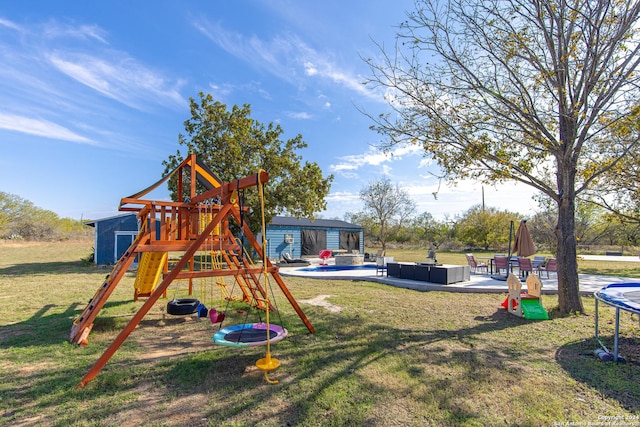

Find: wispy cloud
<box><xmin>302</xmin><ymin>59</ymin><xmax>377</xmax><ymax>100</ymax></box>
<box><xmin>209</xmin><ymin>81</ymin><xmax>272</xmax><ymax>102</ymax></box>
<box><xmin>42</xmin><ymin>22</ymin><xmax>108</xmax><ymax>43</ymax></box>
<box><xmin>48</xmin><ymin>52</ymin><xmax>187</xmax><ymax>111</ymax></box>
<box><xmin>287</xmin><ymin>111</ymin><xmax>312</xmax><ymax>120</ymax></box>
<box><xmin>194</xmin><ymin>20</ymin><xmax>382</xmax><ymax>101</ymax></box>
<box><xmin>0</xmin><ymin>113</ymin><xmax>93</xmax><ymax>144</ymax></box>
<box><xmin>194</xmin><ymin>20</ymin><xmax>294</xmax><ymax>78</ymax></box>
<box><xmin>330</xmin><ymin>144</ymin><xmax>422</xmax><ymax>175</ymax></box>
<box><xmin>0</xmin><ymin>17</ymin><xmax>22</xmax><ymax>31</ymax></box>
<box><xmin>1</xmin><ymin>18</ymin><xmax>187</xmax><ymax>113</ymax></box>
<box><xmin>0</xmin><ymin>17</ymin><xmax>189</xmax><ymax>154</ymax></box>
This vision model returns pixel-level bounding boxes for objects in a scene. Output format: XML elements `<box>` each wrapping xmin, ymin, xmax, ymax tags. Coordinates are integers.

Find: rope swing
<box><xmin>254</xmin><ymin>170</ymin><xmax>281</xmax><ymax>384</ymax></box>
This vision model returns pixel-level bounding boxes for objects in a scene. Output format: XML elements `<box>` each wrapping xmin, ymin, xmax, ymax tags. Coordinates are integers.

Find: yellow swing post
<box><xmin>254</xmin><ymin>171</ymin><xmax>280</xmax><ymax>384</ymax></box>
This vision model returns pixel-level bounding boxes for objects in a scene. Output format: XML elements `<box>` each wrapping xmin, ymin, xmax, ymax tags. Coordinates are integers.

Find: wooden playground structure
<box><xmin>71</xmin><ymin>154</ymin><xmax>315</xmax><ymax>387</ymax></box>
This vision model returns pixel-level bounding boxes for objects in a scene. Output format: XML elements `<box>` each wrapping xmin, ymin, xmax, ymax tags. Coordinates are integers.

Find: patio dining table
<box><xmin>478</xmin><ymin>257</ymin><xmax>494</xmax><ymax>274</ymax></box>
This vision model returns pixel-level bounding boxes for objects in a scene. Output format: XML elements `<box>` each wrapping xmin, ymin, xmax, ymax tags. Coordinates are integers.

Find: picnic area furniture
<box><xmin>517</xmin><ymin>257</ymin><xmax>534</xmax><ymax>277</ymax></box>
<box><xmin>386</xmin><ymin>262</ymin><xmax>470</xmax><ymax>285</ymax></box>
<box><xmin>466</xmin><ymin>254</ymin><xmax>488</xmax><ymax>274</ymax></box>
<box><xmin>538</xmin><ymin>258</ymin><xmax>557</xmax><ymax>278</ymax></box>
<box><xmin>494</xmin><ymin>255</ymin><xmax>510</xmax><ymax>275</ymax></box>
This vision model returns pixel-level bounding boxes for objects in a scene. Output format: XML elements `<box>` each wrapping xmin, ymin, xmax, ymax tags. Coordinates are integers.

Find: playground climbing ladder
<box><xmin>70</xmin><ymin>230</ymin><xmax>145</xmax><ymax>346</ymax></box>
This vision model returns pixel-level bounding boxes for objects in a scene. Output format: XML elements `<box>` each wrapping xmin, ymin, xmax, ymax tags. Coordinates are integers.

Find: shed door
<box><xmin>339</xmin><ymin>231</ymin><xmax>360</xmax><ymax>252</ymax></box>
<box><xmin>301</xmin><ymin>229</ymin><xmax>326</xmax><ymax>256</ymax></box>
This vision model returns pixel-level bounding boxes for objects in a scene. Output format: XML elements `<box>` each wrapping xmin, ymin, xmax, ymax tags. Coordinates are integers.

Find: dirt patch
<box><xmin>299</xmin><ymin>295</ymin><xmax>342</xmax><ymax>313</ymax></box>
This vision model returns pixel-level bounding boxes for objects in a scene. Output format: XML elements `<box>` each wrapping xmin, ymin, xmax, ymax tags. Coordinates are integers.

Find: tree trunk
<box><xmin>555</xmin><ymin>156</ymin><xmax>585</xmax><ymax>314</ymax></box>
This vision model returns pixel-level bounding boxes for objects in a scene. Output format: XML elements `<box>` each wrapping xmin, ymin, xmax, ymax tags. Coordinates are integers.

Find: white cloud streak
<box><xmin>194</xmin><ymin>20</ymin><xmax>382</xmax><ymax>101</ymax></box>
<box><xmin>48</xmin><ymin>52</ymin><xmax>187</xmax><ymax>111</ymax></box>
<box><xmin>0</xmin><ymin>17</ymin><xmax>22</xmax><ymax>31</ymax></box>
<box><xmin>0</xmin><ymin>113</ymin><xmax>93</xmax><ymax>144</ymax></box>
<box><xmin>330</xmin><ymin>144</ymin><xmax>423</xmax><ymax>174</ymax></box>
<box><xmin>0</xmin><ymin>17</ymin><xmax>189</xmax><ymax>151</ymax></box>
<box><xmin>287</xmin><ymin>111</ymin><xmax>312</xmax><ymax>120</ymax></box>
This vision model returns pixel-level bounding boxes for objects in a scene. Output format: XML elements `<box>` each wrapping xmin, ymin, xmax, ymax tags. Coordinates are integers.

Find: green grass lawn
<box><xmin>1</xmin><ymin>241</ymin><xmax>639</xmax><ymax>426</ymax></box>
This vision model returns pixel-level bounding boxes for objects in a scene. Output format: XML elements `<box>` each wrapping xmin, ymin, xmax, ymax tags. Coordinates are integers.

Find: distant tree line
<box><xmin>345</xmin><ymin>180</ymin><xmax>640</xmax><ymax>254</ymax></box>
<box><xmin>0</xmin><ymin>192</ymin><xmax>92</xmax><ymax>241</ymax></box>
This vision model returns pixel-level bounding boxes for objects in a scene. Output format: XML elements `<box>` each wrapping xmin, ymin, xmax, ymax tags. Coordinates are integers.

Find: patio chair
<box><xmin>517</xmin><ymin>257</ymin><xmax>534</xmax><ymax>277</ymax></box>
<box><xmin>539</xmin><ymin>258</ymin><xmax>557</xmax><ymax>278</ymax></box>
<box><xmin>494</xmin><ymin>255</ymin><xmax>509</xmax><ymax>275</ymax></box>
<box><xmin>532</xmin><ymin>256</ymin><xmax>546</xmax><ymax>271</ymax></box>
<box><xmin>281</xmin><ymin>253</ymin><xmax>310</xmax><ymax>266</ymax></box>
<box><xmin>376</xmin><ymin>256</ymin><xmax>387</xmax><ymax>276</ymax></box>
<box><xmin>465</xmin><ymin>254</ymin><xmax>488</xmax><ymax>274</ymax></box>
<box><xmin>283</xmin><ymin>253</ymin><xmax>302</xmax><ymax>263</ymax></box>
<box><xmin>318</xmin><ymin>249</ymin><xmax>332</xmax><ymax>265</ymax></box>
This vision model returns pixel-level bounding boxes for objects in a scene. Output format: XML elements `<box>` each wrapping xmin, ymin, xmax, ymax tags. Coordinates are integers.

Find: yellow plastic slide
<box><xmin>133</xmin><ymin>252</ymin><xmax>168</xmax><ymax>299</ymax></box>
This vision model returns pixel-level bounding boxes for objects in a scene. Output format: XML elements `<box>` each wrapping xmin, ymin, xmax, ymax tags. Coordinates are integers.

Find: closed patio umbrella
<box><xmin>512</xmin><ymin>220</ymin><xmax>536</xmax><ymax>257</ymax></box>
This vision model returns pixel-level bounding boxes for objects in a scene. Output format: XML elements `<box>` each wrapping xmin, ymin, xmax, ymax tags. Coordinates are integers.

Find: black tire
<box><xmin>167</xmin><ymin>298</ymin><xmax>200</xmax><ymax>315</ymax></box>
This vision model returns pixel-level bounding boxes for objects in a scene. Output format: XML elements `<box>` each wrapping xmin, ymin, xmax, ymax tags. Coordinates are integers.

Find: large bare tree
<box><xmin>359</xmin><ymin>178</ymin><xmax>416</xmax><ymax>251</ymax></box>
<box><xmin>364</xmin><ymin>0</ymin><xmax>640</xmax><ymax>313</ymax></box>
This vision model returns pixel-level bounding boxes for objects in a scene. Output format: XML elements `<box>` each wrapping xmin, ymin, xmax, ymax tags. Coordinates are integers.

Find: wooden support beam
<box><xmin>233</xmin><ymin>208</ymin><xmax>316</xmax><ymax>334</ymax></box>
<box><xmin>173</xmin><ymin>266</ymin><xmax>276</xmax><ymax>279</ymax></box>
<box><xmin>77</xmin><ymin>163</ymin><xmax>314</xmax><ymax>387</ymax></box>
<box><xmin>78</xmin><ymin>204</ymin><xmax>232</xmax><ymax>388</ymax></box>
<box><xmin>192</xmin><ymin>171</ymin><xmax>269</xmax><ymax>204</ymax></box>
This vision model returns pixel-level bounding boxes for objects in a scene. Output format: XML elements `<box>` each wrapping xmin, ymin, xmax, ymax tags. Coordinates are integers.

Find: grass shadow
<box><xmin>0</xmin><ymin>300</ymin><xmax>131</xmax><ymax>348</ymax></box>
<box><xmin>556</xmin><ymin>337</ymin><xmax>640</xmax><ymax>412</ymax></box>
<box><xmin>0</xmin><ymin>358</ymin><xmax>160</xmax><ymax>426</ymax></box>
<box><xmin>185</xmin><ymin>306</ymin><xmax>536</xmax><ymax>426</ymax></box>
<box><xmin>0</xmin><ymin>260</ymin><xmax>95</xmax><ymax>276</ymax></box>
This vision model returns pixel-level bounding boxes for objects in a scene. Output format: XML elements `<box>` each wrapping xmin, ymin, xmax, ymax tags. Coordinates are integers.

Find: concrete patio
<box><xmin>278</xmin><ymin>254</ymin><xmax>640</xmax><ymax>295</ymax></box>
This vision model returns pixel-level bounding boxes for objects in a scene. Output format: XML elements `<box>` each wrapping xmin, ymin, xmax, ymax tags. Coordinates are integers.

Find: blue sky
<box><xmin>0</xmin><ymin>1</ymin><xmax>537</xmax><ymax>222</ymax></box>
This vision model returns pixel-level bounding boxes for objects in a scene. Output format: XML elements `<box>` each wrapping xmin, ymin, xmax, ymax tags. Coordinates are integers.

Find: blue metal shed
<box><xmin>264</xmin><ymin>216</ymin><xmax>364</xmax><ymax>259</ymax></box>
<box><xmin>85</xmin><ymin>214</ymin><xmax>138</xmax><ymax>265</ymax></box>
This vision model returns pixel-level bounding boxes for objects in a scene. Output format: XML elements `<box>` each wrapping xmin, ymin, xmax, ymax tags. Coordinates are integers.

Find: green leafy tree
<box><xmin>456</xmin><ymin>206</ymin><xmax>519</xmax><ymax>250</ymax></box>
<box><xmin>365</xmin><ymin>0</ymin><xmax>640</xmax><ymax>313</ymax></box>
<box><xmin>163</xmin><ymin>93</ymin><xmax>334</xmax><ymax>231</ymax></box>
<box><xmin>344</xmin><ymin>211</ymin><xmax>379</xmax><ymax>247</ymax></box>
<box><xmin>588</xmin><ymin>213</ymin><xmax>640</xmax><ymax>247</ymax></box>
<box><xmin>410</xmin><ymin>211</ymin><xmax>451</xmax><ymax>246</ymax></box>
<box><xmin>357</xmin><ymin>178</ymin><xmax>416</xmax><ymax>251</ymax></box>
<box><xmin>0</xmin><ymin>192</ymin><xmax>89</xmax><ymax>240</ymax></box>
<box><xmin>583</xmin><ymin>105</ymin><xmax>640</xmax><ymax>224</ymax></box>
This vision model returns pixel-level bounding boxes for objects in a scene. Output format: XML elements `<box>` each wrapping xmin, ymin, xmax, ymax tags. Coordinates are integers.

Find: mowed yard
<box><xmin>1</xmin><ymin>240</ymin><xmax>639</xmax><ymax>427</ymax></box>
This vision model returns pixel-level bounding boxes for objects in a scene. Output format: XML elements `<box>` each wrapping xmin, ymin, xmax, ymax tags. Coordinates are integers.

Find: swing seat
<box><xmin>209</xmin><ymin>309</ymin><xmax>225</xmax><ymax>324</ymax></box>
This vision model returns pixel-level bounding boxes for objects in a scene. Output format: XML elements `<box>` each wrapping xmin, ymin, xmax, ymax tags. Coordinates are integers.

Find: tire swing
<box><xmin>212</xmin><ymin>172</ymin><xmax>286</xmax><ymax>384</ymax></box>
<box><xmin>167</xmin><ymin>298</ymin><xmax>201</xmax><ymax>315</ymax></box>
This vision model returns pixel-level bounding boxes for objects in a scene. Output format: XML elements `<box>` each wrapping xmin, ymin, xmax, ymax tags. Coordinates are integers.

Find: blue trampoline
<box><xmin>594</xmin><ymin>283</ymin><xmax>640</xmax><ymax>362</ymax></box>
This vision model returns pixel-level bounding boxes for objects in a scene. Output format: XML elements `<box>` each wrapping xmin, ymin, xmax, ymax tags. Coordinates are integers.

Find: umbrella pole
<box><xmin>506</xmin><ymin>220</ymin><xmax>514</xmax><ymax>279</ymax></box>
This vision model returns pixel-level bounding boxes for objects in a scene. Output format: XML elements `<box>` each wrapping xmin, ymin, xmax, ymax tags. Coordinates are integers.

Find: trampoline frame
<box><xmin>594</xmin><ymin>283</ymin><xmax>640</xmax><ymax>362</ymax></box>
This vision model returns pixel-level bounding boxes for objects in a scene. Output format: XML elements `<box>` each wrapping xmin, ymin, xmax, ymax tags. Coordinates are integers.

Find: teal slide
<box><xmin>521</xmin><ymin>299</ymin><xmax>549</xmax><ymax>320</ymax></box>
